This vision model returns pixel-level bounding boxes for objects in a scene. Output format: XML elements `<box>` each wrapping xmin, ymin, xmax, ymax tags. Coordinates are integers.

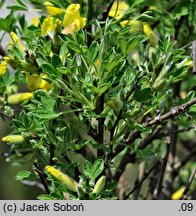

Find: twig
<box><xmin>174</xmin><ymin>15</ymin><xmax>186</xmax><ymax>41</ymax></box>
<box><xmin>180</xmin><ymin>168</ymin><xmax>196</xmax><ymax>200</ymax></box>
<box><xmin>87</xmin><ymin>0</ymin><xmax>93</xmax><ymax>47</ymax></box>
<box><xmin>192</xmin><ymin>40</ymin><xmax>196</xmax><ymax>73</ymax></box>
<box><xmin>100</xmin><ymin>0</ymin><xmax>115</xmax><ymax>23</ymax></box>
<box><xmin>34</xmin><ymin>163</ymin><xmax>50</xmax><ymax>195</ymax></box>
<box><xmin>155</xmin><ymin>139</ymin><xmax>170</xmax><ymax>199</ymax></box>
<box><xmin>147</xmin><ymin>97</ymin><xmax>196</xmax><ymax>126</ymax></box>
<box><xmin>125</xmin><ymin>161</ymin><xmax>158</xmax><ymax>199</ymax></box>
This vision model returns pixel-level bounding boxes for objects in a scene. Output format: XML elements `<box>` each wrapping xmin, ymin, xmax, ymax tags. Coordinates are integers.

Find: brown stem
<box><xmin>155</xmin><ymin>140</ymin><xmax>170</xmax><ymax>199</ymax></box>
<box><xmin>180</xmin><ymin>168</ymin><xmax>196</xmax><ymax>200</ymax></box>
<box><xmin>147</xmin><ymin>97</ymin><xmax>196</xmax><ymax>126</ymax></box>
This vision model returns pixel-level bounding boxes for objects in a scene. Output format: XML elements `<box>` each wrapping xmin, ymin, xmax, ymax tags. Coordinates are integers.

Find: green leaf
<box><xmin>41</xmin><ymin>63</ymin><xmax>59</xmax><ymax>77</ymax></box>
<box><xmin>90</xmin><ymin>159</ymin><xmax>104</xmax><ymax>181</ymax></box>
<box><xmin>7</xmin><ymin>4</ymin><xmax>28</xmax><ymax>11</ymax></box>
<box><xmin>136</xmin><ymin>148</ymin><xmax>156</xmax><ymax>160</ymax></box>
<box><xmin>83</xmin><ymin>159</ymin><xmax>104</xmax><ymax>181</ymax></box>
<box><xmin>37</xmin><ymin>194</ymin><xmax>58</xmax><ymax>200</ymax></box>
<box><xmin>41</xmin><ymin>96</ymin><xmax>56</xmax><ymax>111</ymax></box>
<box><xmin>32</xmin><ymin>108</ymin><xmax>60</xmax><ymax>120</ymax></box>
<box><xmin>52</xmin><ymin>54</ymin><xmax>62</xmax><ymax>68</ymax></box>
<box><xmin>134</xmin><ymin>87</ymin><xmax>152</xmax><ymax>102</ymax></box>
<box><xmin>0</xmin><ymin>12</ymin><xmax>13</xmax><ymax>31</ymax></box>
<box><xmin>134</xmin><ymin>124</ymin><xmax>152</xmax><ymax>133</ymax></box>
<box><xmin>16</xmin><ymin>170</ymin><xmax>37</xmax><ymax>181</ymax></box>
<box><xmin>173</xmin><ymin>7</ymin><xmax>188</xmax><ymax>19</ymax></box>
<box><xmin>83</xmin><ymin>160</ymin><xmax>92</xmax><ymax>178</ymax></box>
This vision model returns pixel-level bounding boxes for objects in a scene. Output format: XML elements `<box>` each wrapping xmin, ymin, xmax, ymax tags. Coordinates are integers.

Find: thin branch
<box><xmin>155</xmin><ymin>140</ymin><xmax>170</xmax><ymax>199</ymax></box>
<box><xmin>192</xmin><ymin>40</ymin><xmax>196</xmax><ymax>73</ymax></box>
<box><xmin>180</xmin><ymin>168</ymin><xmax>196</xmax><ymax>200</ymax></box>
<box><xmin>100</xmin><ymin>0</ymin><xmax>115</xmax><ymax>23</ymax></box>
<box><xmin>125</xmin><ymin>161</ymin><xmax>158</xmax><ymax>199</ymax></box>
<box><xmin>147</xmin><ymin>97</ymin><xmax>196</xmax><ymax>127</ymax></box>
<box><xmin>34</xmin><ymin>163</ymin><xmax>50</xmax><ymax>195</ymax></box>
<box><xmin>87</xmin><ymin>0</ymin><xmax>93</xmax><ymax>47</ymax></box>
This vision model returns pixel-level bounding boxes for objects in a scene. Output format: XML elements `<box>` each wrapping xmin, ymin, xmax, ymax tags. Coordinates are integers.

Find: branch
<box><xmin>147</xmin><ymin>97</ymin><xmax>196</xmax><ymax>126</ymax></box>
<box><xmin>33</xmin><ymin>162</ymin><xmax>50</xmax><ymax>195</ymax></box>
<box><xmin>155</xmin><ymin>140</ymin><xmax>170</xmax><ymax>199</ymax></box>
<box><xmin>87</xmin><ymin>0</ymin><xmax>93</xmax><ymax>47</ymax></box>
<box><xmin>180</xmin><ymin>168</ymin><xmax>196</xmax><ymax>200</ymax></box>
<box><xmin>192</xmin><ymin>40</ymin><xmax>196</xmax><ymax>73</ymax></box>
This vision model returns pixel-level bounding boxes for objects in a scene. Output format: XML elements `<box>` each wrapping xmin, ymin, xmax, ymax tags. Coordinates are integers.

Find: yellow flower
<box><xmin>183</xmin><ymin>60</ymin><xmax>193</xmax><ymax>68</ymax></box>
<box><xmin>41</xmin><ymin>16</ymin><xmax>55</xmax><ymax>36</ymax></box>
<box><xmin>121</xmin><ymin>20</ymin><xmax>143</xmax><ymax>32</ymax></box>
<box><xmin>3</xmin><ymin>56</ymin><xmax>17</xmax><ymax>68</ymax></box>
<box><xmin>26</xmin><ymin>74</ymin><xmax>51</xmax><ymax>91</ymax></box>
<box><xmin>31</xmin><ymin>17</ymin><xmax>39</xmax><ymax>26</ymax></box>
<box><xmin>109</xmin><ymin>1</ymin><xmax>129</xmax><ymax>19</ymax></box>
<box><xmin>10</xmin><ymin>32</ymin><xmax>26</xmax><ymax>52</ymax></box>
<box><xmin>142</xmin><ymin>22</ymin><xmax>152</xmax><ymax>37</ymax></box>
<box><xmin>44</xmin><ymin>1</ymin><xmax>65</xmax><ymax>16</ymax></box>
<box><xmin>62</xmin><ymin>4</ymin><xmax>86</xmax><ymax>34</ymax></box>
<box><xmin>45</xmin><ymin>166</ymin><xmax>78</xmax><ymax>192</ymax></box>
<box><xmin>143</xmin><ymin>22</ymin><xmax>158</xmax><ymax>48</ymax></box>
<box><xmin>0</xmin><ymin>61</ymin><xmax>7</xmax><ymax>78</ymax></box>
<box><xmin>171</xmin><ymin>186</ymin><xmax>185</xmax><ymax>200</ymax></box>
<box><xmin>7</xmin><ymin>92</ymin><xmax>34</xmax><ymax>105</ymax></box>
<box><xmin>2</xmin><ymin>135</ymin><xmax>25</xmax><ymax>143</ymax></box>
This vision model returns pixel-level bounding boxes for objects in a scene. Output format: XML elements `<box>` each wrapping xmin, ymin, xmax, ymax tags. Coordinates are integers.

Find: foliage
<box><xmin>0</xmin><ymin>0</ymin><xmax>195</xmax><ymax>200</ymax></box>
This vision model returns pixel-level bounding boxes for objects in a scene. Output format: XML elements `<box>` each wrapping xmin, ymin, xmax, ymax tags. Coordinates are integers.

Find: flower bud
<box><xmin>2</xmin><ymin>135</ymin><xmax>25</xmax><ymax>143</ymax></box>
<box><xmin>142</xmin><ymin>22</ymin><xmax>152</xmax><ymax>37</ymax></box>
<box><xmin>7</xmin><ymin>92</ymin><xmax>34</xmax><ymax>105</ymax></box>
<box><xmin>45</xmin><ymin>166</ymin><xmax>78</xmax><ymax>192</ymax></box>
<box><xmin>0</xmin><ymin>61</ymin><xmax>7</xmax><ymax>78</ymax></box>
<box><xmin>171</xmin><ymin>186</ymin><xmax>185</xmax><ymax>200</ymax></box>
<box><xmin>92</xmin><ymin>176</ymin><xmax>106</xmax><ymax>195</ymax></box>
<box><xmin>26</xmin><ymin>74</ymin><xmax>51</xmax><ymax>91</ymax></box>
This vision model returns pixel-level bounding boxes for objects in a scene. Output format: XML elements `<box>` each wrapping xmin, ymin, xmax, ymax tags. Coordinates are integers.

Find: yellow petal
<box><xmin>44</xmin><ymin>1</ymin><xmax>64</xmax><ymax>16</ymax></box>
<box><xmin>171</xmin><ymin>186</ymin><xmax>185</xmax><ymax>200</ymax></box>
<box><xmin>142</xmin><ymin>22</ymin><xmax>152</xmax><ymax>37</ymax></box>
<box><xmin>109</xmin><ymin>1</ymin><xmax>129</xmax><ymax>19</ymax></box>
<box><xmin>63</xmin><ymin>4</ymin><xmax>86</xmax><ymax>34</ymax></box>
<box><xmin>31</xmin><ymin>17</ymin><xmax>39</xmax><ymax>26</ymax></box>
<box><xmin>26</xmin><ymin>74</ymin><xmax>51</xmax><ymax>91</ymax></box>
<box><xmin>41</xmin><ymin>16</ymin><xmax>55</xmax><ymax>36</ymax></box>
<box><xmin>0</xmin><ymin>61</ymin><xmax>7</xmax><ymax>77</ymax></box>
<box><xmin>10</xmin><ymin>32</ymin><xmax>26</xmax><ymax>52</ymax></box>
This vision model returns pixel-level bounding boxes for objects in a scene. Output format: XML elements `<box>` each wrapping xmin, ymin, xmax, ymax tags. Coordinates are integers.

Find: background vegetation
<box><xmin>0</xmin><ymin>0</ymin><xmax>195</xmax><ymax>200</ymax></box>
